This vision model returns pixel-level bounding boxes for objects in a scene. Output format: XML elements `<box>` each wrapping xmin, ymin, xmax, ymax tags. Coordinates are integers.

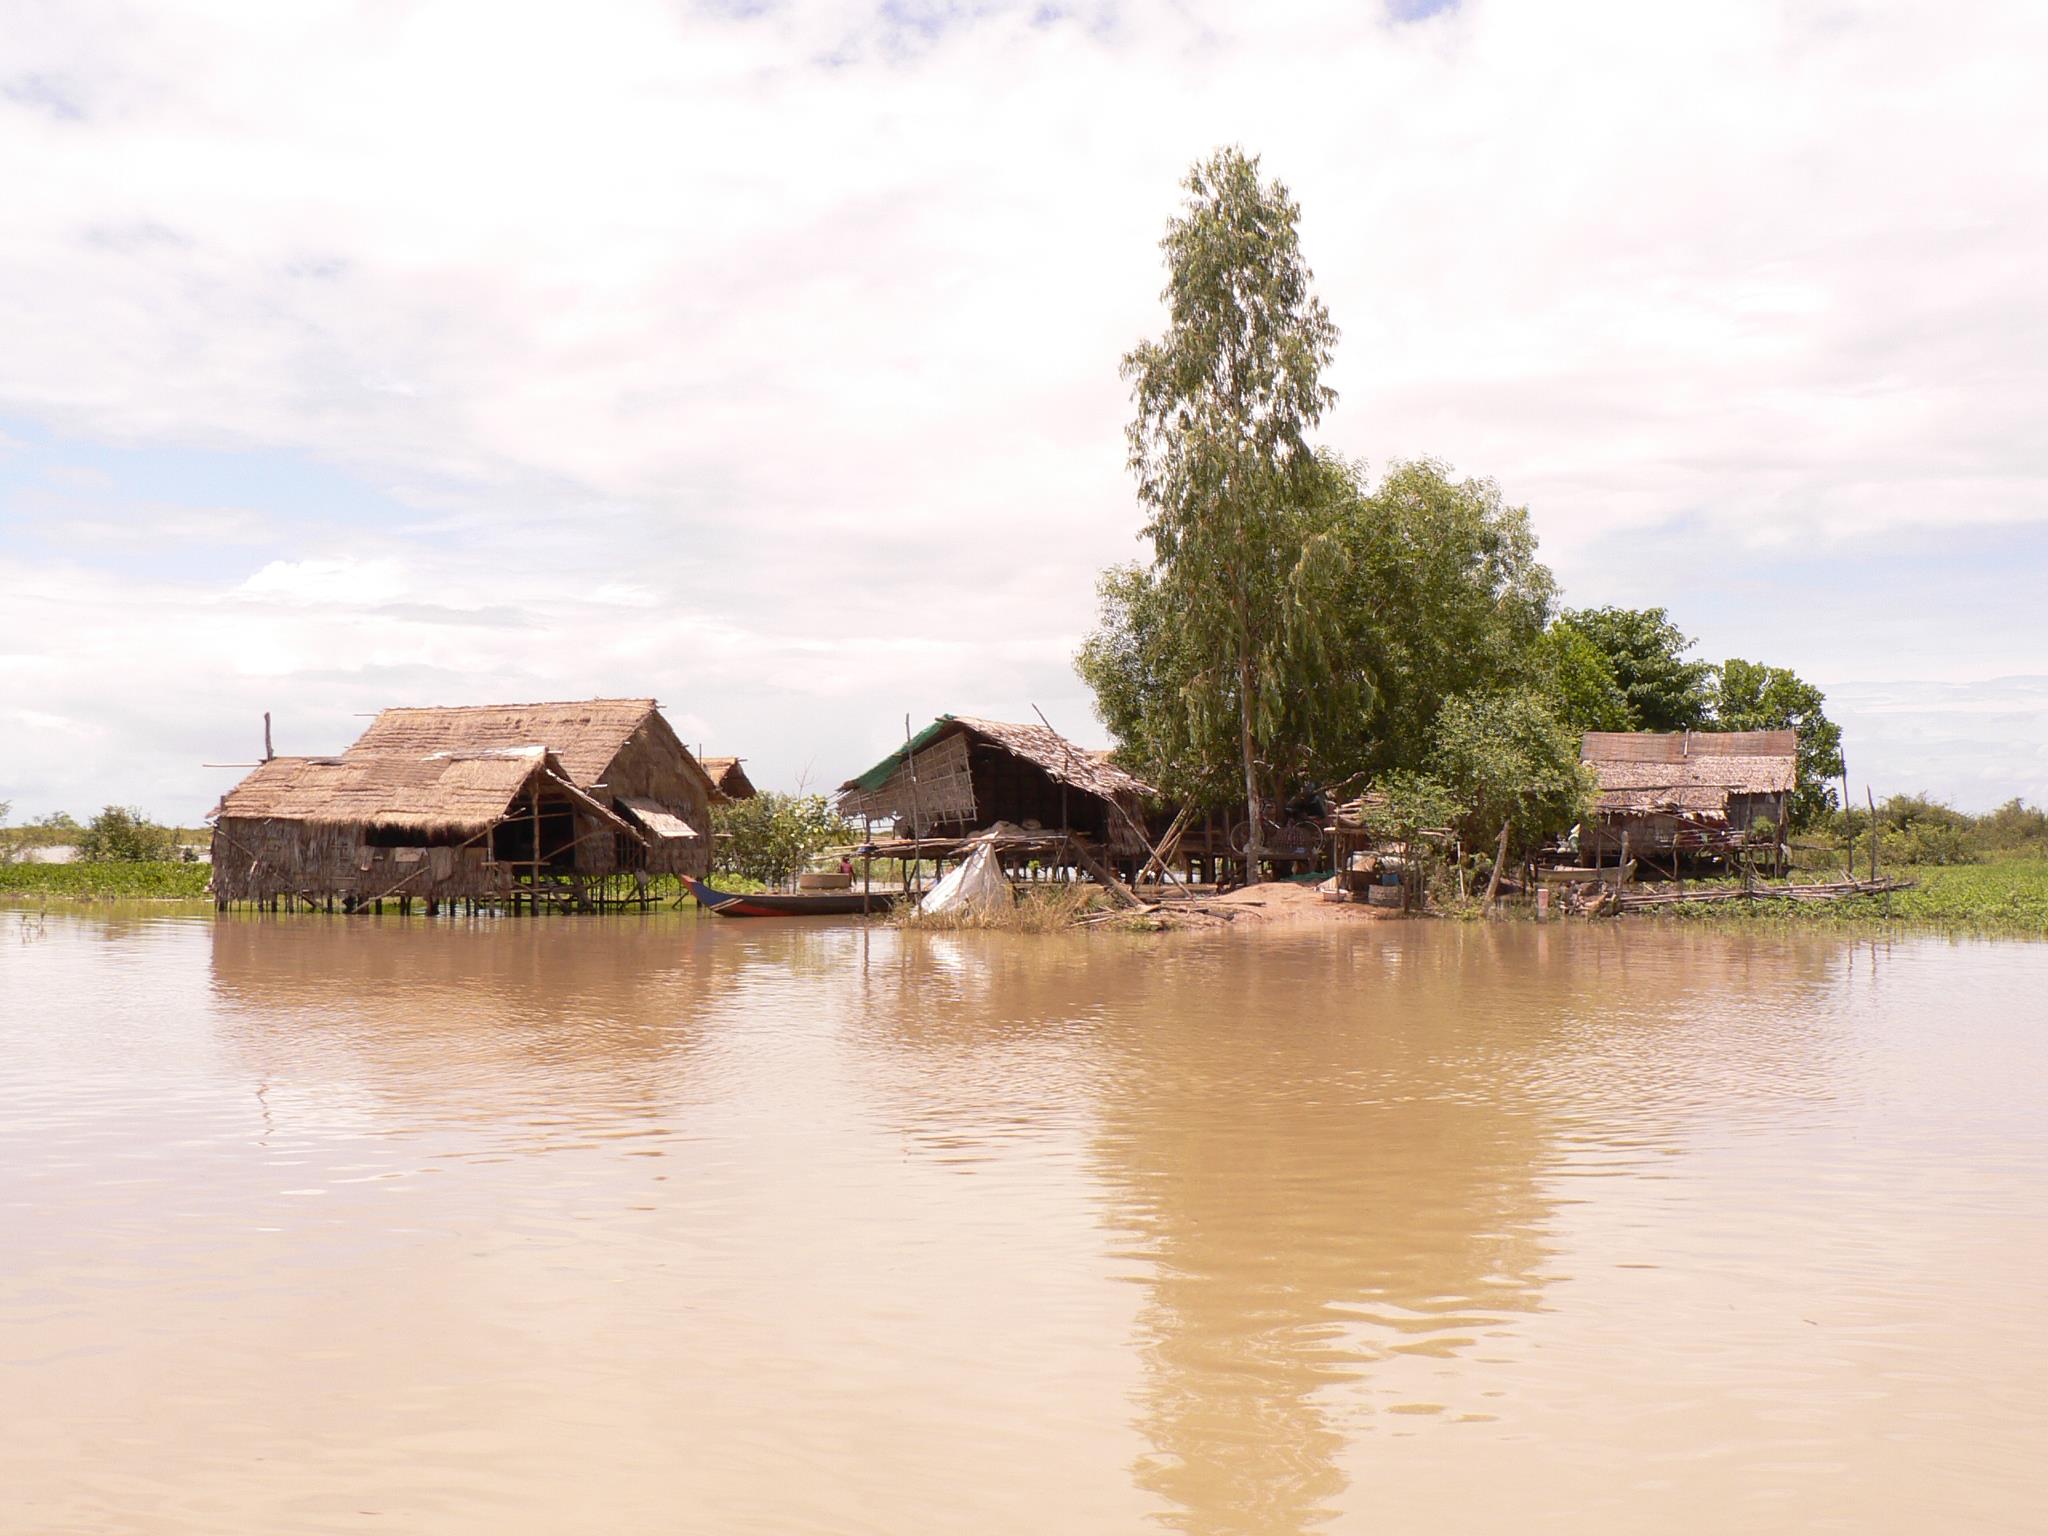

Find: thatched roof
<box><xmin>214</xmin><ymin>748</ymin><xmax>633</xmax><ymax>836</ymax></box>
<box><xmin>840</xmin><ymin>715</ymin><xmax>1152</xmax><ymax>802</ymax></box>
<box><xmin>1594</xmin><ymin>784</ymin><xmax>1732</xmax><ymax>816</ymax></box>
<box><xmin>350</xmin><ymin>699</ymin><xmax>672</xmax><ymax>787</ymax></box>
<box><xmin>698</xmin><ymin>756</ymin><xmax>757</xmax><ymax>800</ymax></box>
<box><xmin>1582</xmin><ymin>730</ymin><xmax>1797</xmax><ymax>812</ymax></box>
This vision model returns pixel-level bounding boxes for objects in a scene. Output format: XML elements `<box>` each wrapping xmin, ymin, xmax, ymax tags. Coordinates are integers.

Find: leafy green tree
<box><xmin>1529</xmin><ymin>618</ymin><xmax>1631</xmax><ymax>733</ymax></box>
<box><xmin>1081</xmin><ymin>454</ymin><xmax>1358</xmax><ymax>808</ymax></box>
<box><xmin>1563</xmin><ymin>606</ymin><xmax>1712</xmax><ymax>732</ymax></box>
<box><xmin>1118</xmin><ymin>146</ymin><xmax>1344</xmax><ymax>865</ymax></box>
<box><xmin>1331</xmin><ymin>458</ymin><xmax>1556</xmax><ymax>774</ymax></box>
<box><xmin>78</xmin><ymin>806</ymin><xmax>175</xmax><ymax>862</ymax></box>
<box><xmin>1429</xmin><ymin>690</ymin><xmax>1596</xmax><ymax>862</ymax></box>
<box><xmin>1708</xmin><ymin>658</ymin><xmax>1845</xmax><ymax>829</ymax></box>
<box><xmin>1083</xmin><ymin>455</ymin><xmax>1558</xmax><ymax>802</ymax></box>
<box><xmin>711</xmin><ymin>792</ymin><xmax>853</xmax><ymax>886</ymax></box>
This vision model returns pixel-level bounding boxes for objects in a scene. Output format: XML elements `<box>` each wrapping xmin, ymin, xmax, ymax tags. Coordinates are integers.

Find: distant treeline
<box><xmin>0</xmin><ymin>805</ymin><xmax>205</xmax><ymax>862</ymax></box>
<box><xmin>1842</xmin><ymin>795</ymin><xmax>2048</xmax><ymax>867</ymax></box>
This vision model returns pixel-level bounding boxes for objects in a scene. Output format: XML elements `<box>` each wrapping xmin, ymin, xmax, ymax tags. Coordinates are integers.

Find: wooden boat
<box><xmin>684</xmin><ymin>876</ymin><xmax>899</xmax><ymax>918</ymax></box>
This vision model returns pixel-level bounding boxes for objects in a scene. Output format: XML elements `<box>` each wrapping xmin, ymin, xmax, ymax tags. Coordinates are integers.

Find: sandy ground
<box><xmin>1114</xmin><ymin>879</ymin><xmax>1405</xmax><ymax>931</ymax></box>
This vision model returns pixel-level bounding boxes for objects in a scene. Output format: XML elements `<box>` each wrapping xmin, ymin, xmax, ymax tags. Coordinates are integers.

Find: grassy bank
<box><xmin>895</xmin><ymin>883</ymin><xmax>1103</xmax><ymax>932</ymax></box>
<box><xmin>0</xmin><ymin>861</ymin><xmax>212</xmax><ymax>902</ymax></box>
<box><xmin>1639</xmin><ymin>858</ymin><xmax>2048</xmax><ymax>938</ymax></box>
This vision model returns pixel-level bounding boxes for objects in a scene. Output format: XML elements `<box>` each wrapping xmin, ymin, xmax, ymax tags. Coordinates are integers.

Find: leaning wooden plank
<box><xmin>1068</xmin><ymin>837</ymin><xmax>1145</xmax><ymax>909</ymax></box>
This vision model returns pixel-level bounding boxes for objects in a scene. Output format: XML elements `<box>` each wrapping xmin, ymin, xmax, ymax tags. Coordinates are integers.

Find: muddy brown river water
<box><xmin>3</xmin><ymin>910</ymin><xmax>2045</xmax><ymax>1534</ymax></box>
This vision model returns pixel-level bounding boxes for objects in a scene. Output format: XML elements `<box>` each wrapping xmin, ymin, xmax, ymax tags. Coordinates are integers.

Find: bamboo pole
<box><xmin>1031</xmin><ymin>704</ymin><xmax>1187</xmax><ymax>893</ymax></box>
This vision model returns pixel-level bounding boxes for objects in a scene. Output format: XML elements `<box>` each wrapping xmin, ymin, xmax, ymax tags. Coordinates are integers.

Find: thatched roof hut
<box><xmin>698</xmin><ymin>756</ymin><xmax>757</xmax><ymax>801</ymax></box>
<box><xmin>342</xmin><ymin>698</ymin><xmax>714</xmax><ymax>873</ymax></box>
<box><xmin>210</xmin><ymin>747</ymin><xmax>638</xmax><ymax>905</ymax></box>
<box><xmin>1580</xmin><ymin>729</ymin><xmax>1797</xmax><ymax>857</ymax></box>
<box><xmin>837</xmin><ymin>714</ymin><xmax>1155</xmax><ymax>856</ymax></box>
<box><xmin>209</xmin><ymin>697</ymin><xmax>716</xmax><ymax>906</ymax></box>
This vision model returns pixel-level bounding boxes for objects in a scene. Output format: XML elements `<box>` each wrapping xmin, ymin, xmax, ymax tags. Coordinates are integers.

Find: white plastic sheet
<box><xmin>918</xmin><ymin>843</ymin><xmax>1014</xmax><ymax>917</ymax></box>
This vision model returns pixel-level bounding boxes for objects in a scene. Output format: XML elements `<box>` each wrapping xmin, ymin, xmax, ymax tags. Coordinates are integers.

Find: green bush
<box><xmin>78</xmin><ymin>806</ymin><xmax>177</xmax><ymax>863</ymax></box>
<box><xmin>711</xmin><ymin>792</ymin><xmax>854</xmax><ymax>886</ymax></box>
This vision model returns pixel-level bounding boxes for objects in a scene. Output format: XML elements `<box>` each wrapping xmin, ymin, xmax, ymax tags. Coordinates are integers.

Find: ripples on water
<box><xmin>2</xmin><ymin>911</ymin><xmax>2045</xmax><ymax>1533</ymax></box>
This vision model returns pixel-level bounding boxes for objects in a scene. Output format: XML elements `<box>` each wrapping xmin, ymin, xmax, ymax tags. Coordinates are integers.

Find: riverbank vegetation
<box><xmin>0</xmin><ymin>802</ymin><xmax>211</xmax><ymax>901</ymax></box>
<box><xmin>0</xmin><ymin>860</ymin><xmax>211</xmax><ymax>901</ymax></box>
<box><xmin>1640</xmin><ymin>858</ymin><xmax>2048</xmax><ymax>938</ymax></box>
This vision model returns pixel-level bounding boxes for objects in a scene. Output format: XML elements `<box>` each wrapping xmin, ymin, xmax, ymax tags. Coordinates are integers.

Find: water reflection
<box><xmin>1085</xmin><ymin>925</ymin><xmax>1853</xmax><ymax>1535</ymax></box>
<box><xmin>1086</xmin><ymin>933</ymin><xmax>1560</xmax><ymax>1533</ymax></box>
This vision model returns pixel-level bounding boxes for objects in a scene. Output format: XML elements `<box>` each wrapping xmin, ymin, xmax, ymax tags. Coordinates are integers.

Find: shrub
<box><xmin>711</xmin><ymin>792</ymin><xmax>854</xmax><ymax>886</ymax></box>
<box><xmin>78</xmin><ymin>806</ymin><xmax>177</xmax><ymax>863</ymax></box>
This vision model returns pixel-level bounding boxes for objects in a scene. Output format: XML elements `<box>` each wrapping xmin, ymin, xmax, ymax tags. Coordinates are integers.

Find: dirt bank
<box><xmin>1107</xmin><ymin>879</ymin><xmax>1407</xmax><ymax>932</ymax></box>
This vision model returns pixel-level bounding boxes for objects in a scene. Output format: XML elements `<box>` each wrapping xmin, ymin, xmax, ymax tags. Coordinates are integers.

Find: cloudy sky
<box><xmin>3</xmin><ymin>0</ymin><xmax>2044</xmax><ymax>821</ymax></box>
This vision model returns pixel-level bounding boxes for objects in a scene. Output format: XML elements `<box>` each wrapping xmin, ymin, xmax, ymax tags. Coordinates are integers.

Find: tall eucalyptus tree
<box><xmin>1119</xmin><ymin>147</ymin><xmax>1343</xmax><ymax>865</ymax></box>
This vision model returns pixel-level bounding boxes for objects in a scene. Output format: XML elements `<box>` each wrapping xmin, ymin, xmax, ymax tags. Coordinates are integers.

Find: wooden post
<box><xmin>1483</xmin><ymin>821</ymin><xmax>1511</xmax><ymax>913</ymax></box>
<box><xmin>1841</xmin><ymin>764</ymin><xmax>1855</xmax><ymax>880</ymax></box>
<box><xmin>1867</xmin><ymin>786</ymin><xmax>1879</xmax><ymax>883</ymax></box>
<box><xmin>263</xmin><ymin>711</ymin><xmax>273</xmax><ymax>762</ymax></box>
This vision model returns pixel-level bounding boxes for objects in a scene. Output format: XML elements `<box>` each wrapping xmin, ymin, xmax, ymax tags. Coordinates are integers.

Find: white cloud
<box><xmin>1</xmin><ymin>0</ymin><xmax>2045</xmax><ymax>814</ymax></box>
<box><xmin>236</xmin><ymin>556</ymin><xmax>412</xmax><ymax>605</ymax></box>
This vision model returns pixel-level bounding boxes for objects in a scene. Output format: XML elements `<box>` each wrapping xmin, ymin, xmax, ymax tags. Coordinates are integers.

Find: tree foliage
<box><xmin>1428</xmin><ymin>691</ymin><xmax>1596</xmax><ymax>860</ymax></box>
<box><xmin>1530</xmin><ymin>618</ymin><xmax>1631</xmax><ymax>733</ymax></box>
<box><xmin>78</xmin><ymin>806</ymin><xmax>176</xmax><ymax>862</ymax></box>
<box><xmin>1563</xmin><ymin>606</ymin><xmax>1713</xmax><ymax>732</ymax></box>
<box><xmin>1082</xmin><ymin>455</ymin><xmax>1555</xmax><ymax>803</ymax></box>
<box><xmin>1331</xmin><ymin>458</ymin><xmax>1555</xmax><ymax>773</ymax></box>
<box><xmin>1118</xmin><ymin>146</ymin><xmax>1344</xmax><ymax>858</ymax></box>
<box><xmin>1709</xmin><ymin>657</ymin><xmax>1844</xmax><ymax>829</ymax></box>
<box><xmin>1359</xmin><ymin>770</ymin><xmax>1465</xmax><ymax>910</ymax></box>
<box><xmin>711</xmin><ymin>792</ymin><xmax>852</xmax><ymax>886</ymax></box>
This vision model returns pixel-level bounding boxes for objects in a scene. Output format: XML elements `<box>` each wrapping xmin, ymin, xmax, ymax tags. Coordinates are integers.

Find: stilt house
<box><xmin>209</xmin><ymin>698</ymin><xmax>715</xmax><ymax>907</ymax></box>
<box><xmin>836</xmin><ymin>715</ymin><xmax>1155</xmax><ymax>862</ymax></box>
<box><xmin>1579</xmin><ymin>729</ymin><xmax>1797</xmax><ymax>861</ymax></box>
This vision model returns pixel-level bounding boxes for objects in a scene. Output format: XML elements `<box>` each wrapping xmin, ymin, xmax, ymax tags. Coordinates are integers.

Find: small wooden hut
<box><xmin>837</xmin><ymin>715</ymin><xmax>1155</xmax><ymax>868</ymax></box>
<box><xmin>209</xmin><ymin>697</ymin><xmax>715</xmax><ymax>909</ymax></box>
<box><xmin>1579</xmin><ymin>729</ymin><xmax>1797</xmax><ymax>863</ymax></box>
<box><xmin>698</xmin><ymin>756</ymin><xmax>757</xmax><ymax>802</ymax></box>
<box><xmin>209</xmin><ymin>747</ymin><xmax>639</xmax><ymax>908</ymax></box>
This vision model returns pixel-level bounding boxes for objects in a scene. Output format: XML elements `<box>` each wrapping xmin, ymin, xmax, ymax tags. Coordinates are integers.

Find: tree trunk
<box><xmin>1482</xmin><ymin>821</ymin><xmax>1510</xmax><ymax>914</ymax></box>
<box><xmin>1238</xmin><ymin>650</ymin><xmax>1264</xmax><ymax>878</ymax></box>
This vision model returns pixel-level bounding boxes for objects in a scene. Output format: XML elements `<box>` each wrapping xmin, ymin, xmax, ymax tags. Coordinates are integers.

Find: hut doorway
<box><xmin>490</xmin><ymin>789</ymin><xmax>586</xmax><ymax>873</ymax></box>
